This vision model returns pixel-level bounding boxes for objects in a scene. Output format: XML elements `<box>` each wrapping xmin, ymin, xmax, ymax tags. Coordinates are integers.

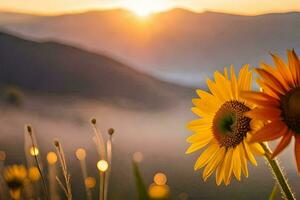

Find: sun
<box><xmin>123</xmin><ymin>0</ymin><xmax>170</xmax><ymax>17</ymax></box>
<box><xmin>132</xmin><ymin>6</ymin><xmax>154</xmax><ymax>17</ymax></box>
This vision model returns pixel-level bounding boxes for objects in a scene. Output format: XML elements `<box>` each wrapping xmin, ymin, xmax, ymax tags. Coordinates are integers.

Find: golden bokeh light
<box><xmin>97</xmin><ymin>160</ymin><xmax>108</xmax><ymax>172</ymax></box>
<box><xmin>28</xmin><ymin>167</ymin><xmax>41</xmax><ymax>181</ymax></box>
<box><xmin>47</xmin><ymin>152</ymin><xmax>58</xmax><ymax>164</ymax></box>
<box><xmin>148</xmin><ymin>183</ymin><xmax>170</xmax><ymax>199</ymax></box>
<box><xmin>133</xmin><ymin>151</ymin><xmax>144</xmax><ymax>163</ymax></box>
<box><xmin>75</xmin><ymin>148</ymin><xmax>86</xmax><ymax>161</ymax></box>
<box><xmin>154</xmin><ymin>173</ymin><xmax>167</xmax><ymax>185</ymax></box>
<box><xmin>30</xmin><ymin>147</ymin><xmax>39</xmax><ymax>156</ymax></box>
<box><xmin>85</xmin><ymin>177</ymin><xmax>96</xmax><ymax>189</ymax></box>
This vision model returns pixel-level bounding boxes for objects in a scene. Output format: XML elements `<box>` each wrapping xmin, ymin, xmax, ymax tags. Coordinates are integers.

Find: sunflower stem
<box><xmin>261</xmin><ymin>143</ymin><xmax>295</xmax><ymax>200</ymax></box>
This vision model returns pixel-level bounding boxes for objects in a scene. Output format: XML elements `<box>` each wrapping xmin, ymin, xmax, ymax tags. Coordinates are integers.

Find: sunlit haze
<box><xmin>123</xmin><ymin>0</ymin><xmax>171</xmax><ymax>16</ymax></box>
<box><xmin>0</xmin><ymin>0</ymin><xmax>299</xmax><ymax>15</ymax></box>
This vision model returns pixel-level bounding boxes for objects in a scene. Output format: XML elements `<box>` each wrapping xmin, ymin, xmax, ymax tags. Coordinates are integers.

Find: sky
<box><xmin>0</xmin><ymin>0</ymin><xmax>300</xmax><ymax>15</ymax></box>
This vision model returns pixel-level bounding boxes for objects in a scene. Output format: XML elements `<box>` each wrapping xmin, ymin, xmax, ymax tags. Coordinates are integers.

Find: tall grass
<box><xmin>26</xmin><ymin>125</ymin><xmax>49</xmax><ymax>200</ymax></box>
<box><xmin>54</xmin><ymin>140</ymin><xmax>72</xmax><ymax>200</ymax></box>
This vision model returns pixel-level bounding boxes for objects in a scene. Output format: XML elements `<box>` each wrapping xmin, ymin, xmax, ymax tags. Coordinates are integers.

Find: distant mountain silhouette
<box><xmin>0</xmin><ymin>12</ymin><xmax>39</xmax><ymax>25</ymax></box>
<box><xmin>0</xmin><ymin>32</ymin><xmax>191</xmax><ymax>109</ymax></box>
<box><xmin>1</xmin><ymin>9</ymin><xmax>300</xmax><ymax>85</ymax></box>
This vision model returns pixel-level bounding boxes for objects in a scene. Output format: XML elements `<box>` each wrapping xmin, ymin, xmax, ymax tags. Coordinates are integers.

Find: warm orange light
<box><xmin>123</xmin><ymin>0</ymin><xmax>170</xmax><ymax>17</ymax></box>
<box><xmin>30</xmin><ymin>147</ymin><xmax>39</xmax><ymax>156</ymax></box>
<box><xmin>28</xmin><ymin>167</ymin><xmax>41</xmax><ymax>181</ymax></box>
<box><xmin>75</xmin><ymin>148</ymin><xmax>86</xmax><ymax>161</ymax></box>
<box><xmin>154</xmin><ymin>173</ymin><xmax>167</xmax><ymax>185</ymax></box>
<box><xmin>97</xmin><ymin>160</ymin><xmax>108</xmax><ymax>172</ymax></box>
<box><xmin>85</xmin><ymin>177</ymin><xmax>96</xmax><ymax>189</ymax></box>
<box><xmin>47</xmin><ymin>152</ymin><xmax>57</xmax><ymax>164</ymax></box>
<box><xmin>132</xmin><ymin>7</ymin><xmax>153</xmax><ymax>17</ymax></box>
<box><xmin>148</xmin><ymin>183</ymin><xmax>170</xmax><ymax>199</ymax></box>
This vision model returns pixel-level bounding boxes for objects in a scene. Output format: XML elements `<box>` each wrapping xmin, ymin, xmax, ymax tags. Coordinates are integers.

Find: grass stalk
<box><xmin>104</xmin><ymin>129</ymin><xmax>114</xmax><ymax>200</ymax></box>
<box><xmin>26</xmin><ymin>125</ymin><xmax>49</xmax><ymax>200</ymax></box>
<box><xmin>48</xmin><ymin>160</ymin><xmax>57</xmax><ymax>200</ymax></box>
<box><xmin>76</xmin><ymin>148</ymin><xmax>92</xmax><ymax>200</ymax></box>
<box><xmin>90</xmin><ymin>119</ymin><xmax>106</xmax><ymax>160</ymax></box>
<box><xmin>54</xmin><ymin>140</ymin><xmax>72</xmax><ymax>200</ymax></box>
<box><xmin>90</xmin><ymin>119</ymin><xmax>107</xmax><ymax>200</ymax></box>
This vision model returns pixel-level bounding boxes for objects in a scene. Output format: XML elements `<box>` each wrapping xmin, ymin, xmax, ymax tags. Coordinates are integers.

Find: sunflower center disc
<box><xmin>212</xmin><ymin>100</ymin><xmax>251</xmax><ymax>148</ymax></box>
<box><xmin>281</xmin><ymin>87</ymin><xmax>300</xmax><ymax>134</ymax></box>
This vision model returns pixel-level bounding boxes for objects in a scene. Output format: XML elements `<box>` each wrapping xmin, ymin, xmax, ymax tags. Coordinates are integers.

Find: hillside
<box><xmin>1</xmin><ymin>9</ymin><xmax>300</xmax><ymax>85</ymax></box>
<box><xmin>0</xmin><ymin>32</ymin><xmax>192</xmax><ymax>109</ymax></box>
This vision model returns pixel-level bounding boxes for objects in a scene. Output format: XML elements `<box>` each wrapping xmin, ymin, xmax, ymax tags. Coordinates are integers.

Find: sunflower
<box><xmin>242</xmin><ymin>50</ymin><xmax>300</xmax><ymax>173</ymax></box>
<box><xmin>186</xmin><ymin>65</ymin><xmax>265</xmax><ymax>185</ymax></box>
<box><xmin>3</xmin><ymin>165</ymin><xmax>27</xmax><ymax>200</ymax></box>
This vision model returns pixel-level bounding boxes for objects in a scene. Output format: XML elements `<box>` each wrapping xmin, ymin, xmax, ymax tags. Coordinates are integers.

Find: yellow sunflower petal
<box><xmin>243</xmin><ymin>140</ymin><xmax>257</xmax><ymax>166</ymax></box>
<box><xmin>223</xmin><ymin>148</ymin><xmax>234</xmax><ymax>185</ymax></box>
<box><xmin>191</xmin><ymin>107</ymin><xmax>214</xmax><ymax>118</ymax></box>
<box><xmin>249</xmin><ymin>119</ymin><xmax>264</xmax><ymax>133</ymax></box>
<box><xmin>261</xmin><ymin>62</ymin><xmax>290</xmax><ymax>91</ymax></box>
<box><xmin>271</xmin><ymin>131</ymin><xmax>293</xmax><ymax>159</ymax></box>
<box><xmin>245</xmin><ymin>67</ymin><xmax>252</xmax><ymax>91</ymax></box>
<box><xmin>217</xmin><ymin>156</ymin><xmax>228</xmax><ymax>185</ymax></box>
<box><xmin>186</xmin><ymin>138</ymin><xmax>212</xmax><ymax>154</ymax></box>
<box><xmin>241</xmin><ymin>91</ymin><xmax>279</xmax><ymax>107</ymax></box>
<box><xmin>224</xmin><ymin>67</ymin><xmax>229</xmax><ymax>80</ymax></box>
<box><xmin>230</xmin><ymin>65</ymin><xmax>239</xmax><ymax>99</ymax></box>
<box><xmin>207</xmin><ymin>78</ymin><xmax>227</xmax><ymax>102</ymax></box>
<box><xmin>249</xmin><ymin>120</ymin><xmax>288</xmax><ymax>143</ymax></box>
<box><xmin>232</xmin><ymin>147</ymin><xmax>242</xmax><ymax>181</ymax></box>
<box><xmin>196</xmin><ymin>89</ymin><xmax>222</xmax><ymax>105</ymax></box>
<box><xmin>287</xmin><ymin>50</ymin><xmax>300</xmax><ymax>86</ymax></box>
<box><xmin>238</xmin><ymin>65</ymin><xmax>252</xmax><ymax>91</ymax></box>
<box><xmin>194</xmin><ymin>143</ymin><xmax>219</xmax><ymax>170</ymax></box>
<box><xmin>238</xmin><ymin>65</ymin><xmax>247</xmax><ymax>89</ymax></box>
<box><xmin>290</xmin><ymin>49</ymin><xmax>300</xmax><ymax>85</ymax></box>
<box><xmin>256</xmin><ymin>78</ymin><xmax>283</xmax><ymax>98</ymax></box>
<box><xmin>214</xmin><ymin>148</ymin><xmax>226</xmax><ymax>185</ymax></box>
<box><xmin>214</xmin><ymin>71</ymin><xmax>232</xmax><ymax>100</ymax></box>
<box><xmin>295</xmin><ymin>135</ymin><xmax>300</xmax><ymax>174</ymax></box>
<box><xmin>245</xmin><ymin>107</ymin><xmax>281</xmax><ymax>122</ymax></box>
<box><xmin>192</xmin><ymin>98</ymin><xmax>219</xmax><ymax>114</ymax></box>
<box><xmin>187</xmin><ymin>131</ymin><xmax>213</xmax><ymax>143</ymax></box>
<box><xmin>249</xmin><ymin>143</ymin><xmax>265</xmax><ymax>156</ymax></box>
<box><xmin>271</xmin><ymin>53</ymin><xmax>295</xmax><ymax>87</ymax></box>
<box><xmin>187</xmin><ymin>118</ymin><xmax>211</xmax><ymax>132</ymax></box>
<box><xmin>255</xmin><ymin>68</ymin><xmax>286</xmax><ymax>94</ymax></box>
<box><xmin>203</xmin><ymin>147</ymin><xmax>225</xmax><ymax>181</ymax></box>
<box><xmin>238</xmin><ymin>144</ymin><xmax>248</xmax><ymax>178</ymax></box>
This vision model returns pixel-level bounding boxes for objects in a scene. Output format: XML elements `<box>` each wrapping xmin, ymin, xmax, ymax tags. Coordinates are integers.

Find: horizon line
<box><xmin>0</xmin><ymin>7</ymin><xmax>300</xmax><ymax>17</ymax></box>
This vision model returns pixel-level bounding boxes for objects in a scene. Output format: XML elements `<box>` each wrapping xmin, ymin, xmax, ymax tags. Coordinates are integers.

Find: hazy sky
<box><xmin>0</xmin><ymin>0</ymin><xmax>299</xmax><ymax>15</ymax></box>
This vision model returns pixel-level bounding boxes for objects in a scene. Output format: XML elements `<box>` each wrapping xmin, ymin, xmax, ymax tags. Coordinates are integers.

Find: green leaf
<box><xmin>132</xmin><ymin>161</ymin><xmax>150</xmax><ymax>200</ymax></box>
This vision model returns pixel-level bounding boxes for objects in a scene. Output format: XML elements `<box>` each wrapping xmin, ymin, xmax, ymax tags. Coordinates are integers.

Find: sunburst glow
<box><xmin>123</xmin><ymin>0</ymin><xmax>171</xmax><ymax>17</ymax></box>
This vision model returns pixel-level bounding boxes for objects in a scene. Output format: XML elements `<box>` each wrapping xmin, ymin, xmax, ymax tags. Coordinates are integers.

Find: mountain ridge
<box><xmin>1</xmin><ymin>8</ymin><xmax>300</xmax><ymax>17</ymax></box>
<box><xmin>0</xmin><ymin>32</ymin><xmax>192</xmax><ymax>109</ymax></box>
<box><xmin>1</xmin><ymin>9</ymin><xmax>299</xmax><ymax>86</ymax></box>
